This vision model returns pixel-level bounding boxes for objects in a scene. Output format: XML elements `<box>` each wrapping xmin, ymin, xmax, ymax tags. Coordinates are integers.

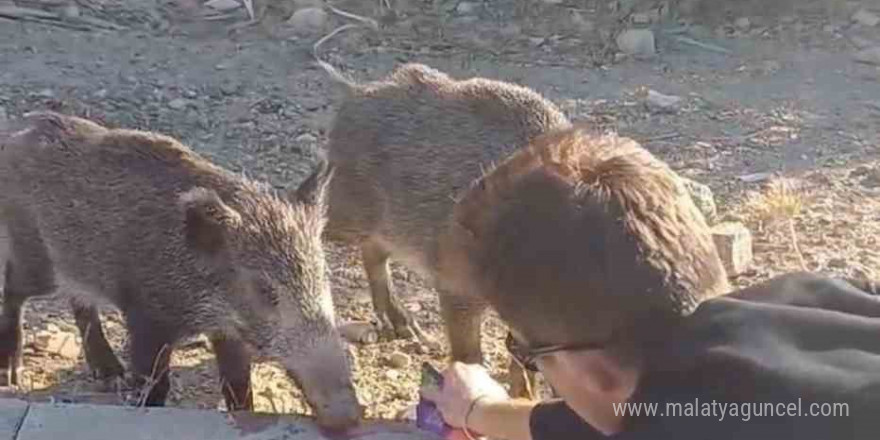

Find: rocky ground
<box><xmin>1</xmin><ymin>0</ymin><xmax>880</xmax><ymax>423</ymax></box>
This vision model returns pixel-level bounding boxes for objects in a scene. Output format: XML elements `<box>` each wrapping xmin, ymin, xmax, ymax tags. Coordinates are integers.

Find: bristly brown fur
<box><xmin>0</xmin><ymin>112</ymin><xmax>358</xmax><ymax>426</ymax></box>
<box><xmin>321</xmin><ymin>62</ymin><xmax>571</xmax><ymax>365</ymax></box>
<box><xmin>446</xmin><ymin>124</ymin><xmax>731</xmax><ymax>348</ymax></box>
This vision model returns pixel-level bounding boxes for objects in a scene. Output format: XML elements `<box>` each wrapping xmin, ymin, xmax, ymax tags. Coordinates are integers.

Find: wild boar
<box><xmin>315</xmin><ymin>59</ymin><xmax>571</xmax><ymax>394</ymax></box>
<box><xmin>0</xmin><ymin>112</ymin><xmax>361</xmax><ymax>430</ymax></box>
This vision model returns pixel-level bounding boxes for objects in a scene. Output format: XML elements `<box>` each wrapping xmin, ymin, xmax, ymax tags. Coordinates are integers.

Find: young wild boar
<box><xmin>0</xmin><ymin>112</ymin><xmax>361</xmax><ymax>430</ymax></box>
<box><xmin>316</xmin><ymin>60</ymin><xmax>571</xmax><ymax>386</ymax></box>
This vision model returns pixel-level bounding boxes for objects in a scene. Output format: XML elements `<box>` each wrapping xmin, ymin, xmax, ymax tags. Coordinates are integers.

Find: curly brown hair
<box><xmin>440</xmin><ymin>124</ymin><xmax>730</xmax><ymax>351</ymax></box>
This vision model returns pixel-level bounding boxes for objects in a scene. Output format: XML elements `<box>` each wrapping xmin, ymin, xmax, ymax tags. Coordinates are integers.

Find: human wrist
<box><xmin>464</xmin><ymin>394</ymin><xmax>512</xmax><ymax>434</ymax></box>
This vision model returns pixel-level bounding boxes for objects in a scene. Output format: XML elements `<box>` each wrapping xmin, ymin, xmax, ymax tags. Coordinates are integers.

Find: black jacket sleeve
<box><xmin>529</xmin><ymin>399</ymin><xmax>606</xmax><ymax>440</ymax></box>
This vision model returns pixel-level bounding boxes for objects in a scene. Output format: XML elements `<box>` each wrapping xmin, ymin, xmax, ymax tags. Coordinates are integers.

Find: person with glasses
<box><xmin>422</xmin><ymin>126</ymin><xmax>880</xmax><ymax>440</ymax></box>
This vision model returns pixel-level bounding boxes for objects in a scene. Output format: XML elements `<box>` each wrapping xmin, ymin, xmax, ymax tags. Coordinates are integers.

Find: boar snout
<box><xmin>283</xmin><ymin>338</ymin><xmax>362</xmax><ymax>430</ymax></box>
<box><xmin>310</xmin><ymin>382</ymin><xmax>362</xmax><ymax>431</ymax></box>
<box><xmin>290</xmin><ymin>368</ymin><xmax>362</xmax><ymax>430</ymax></box>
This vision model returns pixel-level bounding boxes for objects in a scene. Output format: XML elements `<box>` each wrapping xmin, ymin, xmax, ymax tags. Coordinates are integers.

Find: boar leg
<box><xmin>71</xmin><ymin>302</ymin><xmax>125</xmax><ymax>380</ymax></box>
<box><xmin>210</xmin><ymin>334</ymin><xmax>253</xmax><ymax>411</ymax></box>
<box><xmin>0</xmin><ymin>274</ymin><xmax>25</xmax><ymax>387</ymax></box>
<box><xmin>361</xmin><ymin>240</ymin><xmax>422</xmax><ymax>341</ymax></box>
<box><xmin>0</xmin><ymin>229</ymin><xmax>57</xmax><ymax>387</ymax></box>
<box><xmin>127</xmin><ymin>312</ymin><xmax>174</xmax><ymax>407</ymax></box>
<box><xmin>438</xmin><ymin>292</ymin><xmax>487</xmax><ymax>365</ymax></box>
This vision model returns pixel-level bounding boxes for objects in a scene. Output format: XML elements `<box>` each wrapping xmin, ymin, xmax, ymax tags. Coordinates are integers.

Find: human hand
<box><xmin>420</xmin><ymin>362</ymin><xmax>510</xmax><ymax>429</ymax></box>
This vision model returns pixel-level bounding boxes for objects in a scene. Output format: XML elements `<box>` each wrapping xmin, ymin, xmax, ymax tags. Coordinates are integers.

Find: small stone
<box><xmin>168</xmin><ymin>98</ymin><xmax>188</xmax><ymax>110</ymax></box>
<box><xmin>339</xmin><ymin>321</ymin><xmax>379</xmax><ymax>345</ymax></box>
<box><xmin>852</xmin><ymin>9</ymin><xmax>880</xmax><ymax>27</ymax></box>
<box><xmin>456</xmin><ymin>1</ymin><xmax>477</xmax><ymax>14</ymax></box>
<box><xmin>529</xmin><ymin>37</ymin><xmax>546</xmax><ymax>46</ymax></box>
<box><xmin>295</xmin><ymin>133</ymin><xmax>317</xmax><ymax>143</ymax></box>
<box><xmin>711</xmin><ymin>222</ymin><xmax>754</xmax><ymax>276</ymax></box>
<box><xmin>33</xmin><ymin>330</ymin><xmax>80</xmax><ymax>360</ymax></box>
<box><xmin>631</xmin><ymin>13</ymin><xmax>651</xmax><ymax>25</ymax></box>
<box><xmin>828</xmin><ymin>258</ymin><xmax>848</xmax><ymax>269</ymax></box>
<box><xmin>570</xmin><ymin>11</ymin><xmax>594</xmax><ymax>34</ymax></box>
<box><xmin>36</xmin><ymin>88</ymin><xmax>55</xmax><ymax>98</ymax></box>
<box><xmin>616</xmin><ymin>29</ymin><xmax>655</xmax><ymax>57</ymax></box>
<box><xmin>60</xmin><ymin>4</ymin><xmax>80</xmax><ymax>18</ymax></box>
<box><xmin>854</xmin><ymin>47</ymin><xmax>880</xmax><ymax>66</ymax></box>
<box><xmin>859</xmin><ymin>168</ymin><xmax>880</xmax><ymax>188</ymax></box>
<box><xmin>737</xmin><ymin>172</ymin><xmax>773</xmax><ymax>183</ymax></box>
<box><xmin>204</xmin><ymin>0</ymin><xmax>241</xmax><ymax>11</ymax></box>
<box><xmin>388</xmin><ymin>351</ymin><xmax>412</xmax><ymax>369</ymax></box>
<box><xmin>849</xmin><ymin>35</ymin><xmax>875</xmax><ymax>49</ymax></box>
<box><xmin>93</xmin><ymin>89</ymin><xmax>108</xmax><ymax>98</ymax></box>
<box><xmin>220</xmin><ymin>83</ymin><xmax>238</xmax><ymax>96</ymax></box>
<box><xmin>680</xmin><ymin>177</ymin><xmax>717</xmax><ymax>224</ymax></box>
<box><xmin>384</xmin><ymin>369</ymin><xmax>400</xmax><ymax>381</ymax></box>
<box><xmin>645</xmin><ymin>89</ymin><xmax>682</xmax><ymax>112</ymax></box>
<box><xmin>850</xmin><ymin>165</ymin><xmax>872</xmax><ymax>178</ymax></box>
<box><xmin>734</xmin><ymin>17</ymin><xmax>751</xmax><ymax>30</ymax></box>
<box><xmin>184</xmin><ymin>89</ymin><xmax>198</xmax><ymax>99</ymax></box>
<box><xmin>288</xmin><ymin>7</ymin><xmax>327</xmax><ymax>34</ymax></box>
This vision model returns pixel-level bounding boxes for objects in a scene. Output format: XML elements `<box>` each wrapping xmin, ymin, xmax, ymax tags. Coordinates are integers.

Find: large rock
<box><xmin>33</xmin><ymin>328</ymin><xmax>80</xmax><ymax>360</ymax></box>
<box><xmin>681</xmin><ymin>177</ymin><xmax>717</xmax><ymax>224</ymax></box>
<box><xmin>616</xmin><ymin>29</ymin><xmax>655</xmax><ymax>57</ymax></box>
<box><xmin>711</xmin><ymin>222</ymin><xmax>753</xmax><ymax>276</ymax></box>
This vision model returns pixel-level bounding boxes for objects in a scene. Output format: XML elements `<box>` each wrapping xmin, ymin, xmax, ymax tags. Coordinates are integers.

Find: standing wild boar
<box><xmin>0</xmin><ymin>112</ymin><xmax>361</xmax><ymax>430</ymax></box>
<box><xmin>316</xmin><ymin>59</ymin><xmax>571</xmax><ymax>383</ymax></box>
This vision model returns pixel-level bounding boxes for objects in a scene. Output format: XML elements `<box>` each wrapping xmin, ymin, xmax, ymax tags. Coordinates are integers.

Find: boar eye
<box><xmin>264</xmin><ymin>289</ymin><xmax>281</xmax><ymax>307</ymax></box>
<box><xmin>255</xmin><ymin>280</ymin><xmax>281</xmax><ymax>307</ymax></box>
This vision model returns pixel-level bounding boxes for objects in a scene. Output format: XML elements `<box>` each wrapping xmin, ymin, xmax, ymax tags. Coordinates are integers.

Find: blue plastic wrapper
<box><xmin>416</xmin><ymin>362</ymin><xmax>453</xmax><ymax>438</ymax></box>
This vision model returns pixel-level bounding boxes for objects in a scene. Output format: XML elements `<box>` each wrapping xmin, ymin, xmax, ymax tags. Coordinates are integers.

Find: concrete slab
<box><xmin>0</xmin><ymin>398</ymin><xmax>29</xmax><ymax>440</ymax></box>
<box><xmin>14</xmin><ymin>401</ymin><xmax>441</xmax><ymax>440</ymax></box>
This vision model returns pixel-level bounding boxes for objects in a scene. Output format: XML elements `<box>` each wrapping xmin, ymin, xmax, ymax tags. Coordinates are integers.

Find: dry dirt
<box><xmin>1</xmin><ymin>0</ymin><xmax>880</xmax><ymax>424</ymax></box>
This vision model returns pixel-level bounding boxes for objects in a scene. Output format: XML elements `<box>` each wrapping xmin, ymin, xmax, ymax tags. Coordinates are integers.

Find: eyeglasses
<box><xmin>505</xmin><ymin>331</ymin><xmax>610</xmax><ymax>372</ymax></box>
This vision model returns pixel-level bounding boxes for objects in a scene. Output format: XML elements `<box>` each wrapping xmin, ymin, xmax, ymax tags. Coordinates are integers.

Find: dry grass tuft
<box><xmin>742</xmin><ymin>177</ymin><xmax>811</xmax><ymax>270</ymax></box>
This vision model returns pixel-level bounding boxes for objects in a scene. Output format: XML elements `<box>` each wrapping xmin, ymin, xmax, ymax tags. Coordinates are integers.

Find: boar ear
<box><xmin>179</xmin><ymin>187</ymin><xmax>242</xmax><ymax>255</ymax></box>
<box><xmin>293</xmin><ymin>158</ymin><xmax>335</xmax><ymax>207</ymax></box>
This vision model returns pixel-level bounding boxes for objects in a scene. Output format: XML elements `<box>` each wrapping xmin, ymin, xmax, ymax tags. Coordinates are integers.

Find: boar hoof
<box><xmin>0</xmin><ymin>366</ymin><xmax>19</xmax><ymax>387</ymax></box>
<box><xmin>90</xmin><ymin>359</ymin><xmax>125</xmax><ymax>381</ymax></box>
<box><xmin>376</xmin><ymin>316</ymin><xmax>422</xmax><ymax>343</ymax></box>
